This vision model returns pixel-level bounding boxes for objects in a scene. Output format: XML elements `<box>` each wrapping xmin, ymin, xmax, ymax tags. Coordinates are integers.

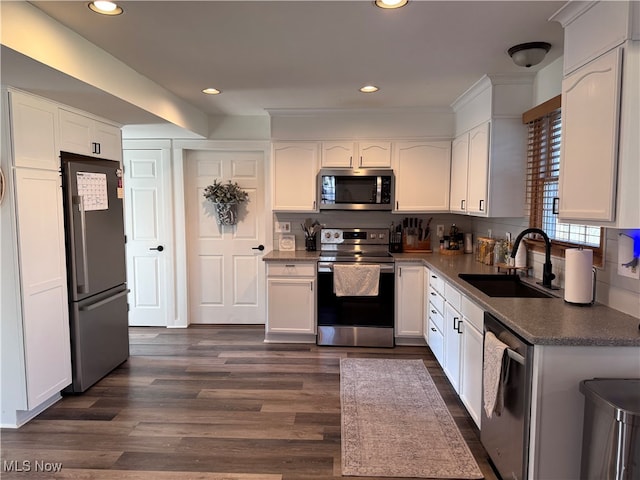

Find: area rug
<box><xmin>340</xmin><ymin>358</ymin><xmax>483</xmax><ymax>479</ymax></box>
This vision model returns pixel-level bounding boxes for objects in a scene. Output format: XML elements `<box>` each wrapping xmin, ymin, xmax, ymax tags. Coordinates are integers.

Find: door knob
<box><xmin>252</xmin><ymin>244</ymin><xmax>265</xmax><ymax>251</ymax></box>
<box><xmin>150</xmin><ymin>245</ymin><xmax>164</xmax><ymax>252</ymax></box>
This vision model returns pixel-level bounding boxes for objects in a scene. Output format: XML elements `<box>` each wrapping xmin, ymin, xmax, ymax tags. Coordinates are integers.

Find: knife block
<box><xmin>402</xmin><ymin>232</ymin><xmax>431</xmax><ymax>252</ymax></box>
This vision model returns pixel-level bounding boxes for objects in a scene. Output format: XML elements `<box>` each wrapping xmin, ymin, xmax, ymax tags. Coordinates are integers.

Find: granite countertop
<box><xmin>263</xmin><ymin>250</ymin><xmax>640</xmax><ymax>347</ymax></box>
<box><xmin>393</xmin><ymin>252</ymin><xmax>640</xmax><ymax>347</ymax></box>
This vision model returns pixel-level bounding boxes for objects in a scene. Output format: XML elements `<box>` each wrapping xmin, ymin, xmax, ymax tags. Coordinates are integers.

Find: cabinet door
<box><xmin>394</xmin><ymin>141</ymin><xmax>451</xmax><ymax>212</ymax></box>
<box><xmin>423</xmin><ymin>266</ymin><xmax>430</xmax><ymax>343</ymax></box>
<box><xmin>449</xmin><ymin>133</ymin><xmax>469</xmax><ymax>213</ymax></box>
<box><xmin>9</xmin><ymin>91</ymin><xmax>59</xmax><ymax>170</ymax></box>
<box><xmin>460</xmin><ymin>318</ymin><xmax>483</xmax><ymax>428</ymax></box>
<box><xmin>266</xmin><ymin>277</ymin><xmax>315</xmax><ymax>334</ymax></box>
<box><xmin>93</xmin><ymin>121</ymin><xmax>122</xmax><ymax>162</ymax></box>
<box><xmin>443</xmin><ymin>302</ymin><xmax>462</xmax><ymax>393</ymax></box>
<box><xmin>358</xmin><ymin>141</ymin><xmax>392</xmax><ymax>168</ymax></box>
<box><xmin>321</xmin><ymin>141</ymin><xmax>355</xmax><ymax>168</ymax></box>
<box><xmin>428</xmin><ymin>318</ymin><xmax>444</xmax><ymax>365</ymax></box>
<box><xmin>559</xmin><ymin>47</ymin><xmax>622</xmax><ymax>223</ymax></box>
<box><xmin>395</xmin><ymin>264</ymin><xmax>424</xmax><ymax>337</ymax></box>
<box><xmin>59</xmin><ymin>109</ymin><xmax>93</xmax><ymax>156</ymax></box>
<box><xmin>14</xmin><ymin>168</ymin><xmax>72</xmax><ymax>407</ymax></box>
<box><xmin>467</xmin><ymin>122</ymin><xmax>490</xmax><ymax>216</ymax></box>
<box><xmin>272</xmin><ymin>142</ymin><xmax>319</xmax><ymax>211</ymax></box>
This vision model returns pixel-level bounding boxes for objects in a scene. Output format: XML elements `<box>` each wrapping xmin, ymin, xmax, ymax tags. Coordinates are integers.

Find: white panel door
<box><xmin>123</xmin><ymin>146</ymin><xmax>174</xmax><ymax>326</ymax></box>
<box><xmin>14</xmin><ymin>168</ymin><xmax>71</xmax><ymax>407</ymax></box>
<box><xmin>185</xmin><ymin>148</ymin><xmax>266</xmax><ymax>324</ymax></box>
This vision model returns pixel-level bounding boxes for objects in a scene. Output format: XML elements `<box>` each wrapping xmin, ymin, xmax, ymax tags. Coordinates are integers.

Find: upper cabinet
<box><xmin>59</xmin><ymin>109</ymin><xmax>122</xmax><ymax>162</ymax></box>
<box><xmin>450</xmin><ymin>75</ymin><xmax>532</xmax><ymax>217</ymax></box>
<box><xmin>551</xmin><ymin>1</ymin><xmax>640</xmax><ymax>228</ymax></box>
<box><xmin>321</xmin><ymin>141</ymin><xmax>391</xmax><ymax>168</ymax></box>
<box><xmin>9</xmin><ymin>90</ymin><xmax>59</xmax><ymax>170</ymax></box>
<box><xmin>272</xmin><ymin>142</ymin><xmax>319</xmax><ymax>212</ymax></box>
<box><xmin>394</xmin><ymin>141</ymin><xmax>451</xmax><ymax>212</ymax></box>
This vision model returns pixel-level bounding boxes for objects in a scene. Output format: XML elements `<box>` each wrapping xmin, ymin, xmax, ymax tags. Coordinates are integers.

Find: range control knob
<box><xmin>334</xmin><ymin>232</ymin><xmax>340</xmax><ymax>238</ymax></box>
<box><xmin>325</xmin><ymin>232</ymin><xmax>332</xmax><ymax>239</ymax></box>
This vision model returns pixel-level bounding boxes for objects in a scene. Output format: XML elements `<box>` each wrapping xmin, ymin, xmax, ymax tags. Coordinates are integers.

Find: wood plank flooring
<box><xmin>1</xmin><ymin>326</ymin><xmax>499</xmax><ymax>479</ymax></box>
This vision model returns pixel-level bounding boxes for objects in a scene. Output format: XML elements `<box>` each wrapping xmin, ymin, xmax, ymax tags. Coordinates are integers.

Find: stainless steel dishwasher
<box><xmin>482</xmin><ymin>312</ymin><xmax>534</xmax><ymax>480</ymax></box>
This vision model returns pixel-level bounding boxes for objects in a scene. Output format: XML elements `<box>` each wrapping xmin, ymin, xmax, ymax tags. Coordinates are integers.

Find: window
<box><xmin>523</xmin><ymin>95</ymin><xmax>603</xmax><ymax>264</ymax></box>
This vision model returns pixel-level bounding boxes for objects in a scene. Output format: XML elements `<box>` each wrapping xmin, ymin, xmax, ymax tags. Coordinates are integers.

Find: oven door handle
<box><xmin>506</xmin><ymin>348</ymin><xmax>525</xmax><ymax>365</ymax></box>
<box><xmin>318</xmin><ymin>262</ymin><xmax>395</xmax><ymax>274</ymax></box>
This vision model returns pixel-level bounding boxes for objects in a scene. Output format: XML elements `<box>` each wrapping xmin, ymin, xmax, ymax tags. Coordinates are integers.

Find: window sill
<box><xmin>524</xmin><ymin>238</ymin><xmax>604</xmax><ymax>268</ymax></box>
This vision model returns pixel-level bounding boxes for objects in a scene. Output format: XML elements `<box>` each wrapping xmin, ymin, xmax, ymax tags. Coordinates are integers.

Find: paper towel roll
<box><xmin>564</xmin><ymin>249</ymin><xmax>594</xmax><ymax>305</ymax></box>
<box><xmin>464</xmin><ymin>233</ymin><xmax>473</xmax><ymax>253</ymax></box>
<box><xmin>514</xmin><ymin>242</ymin><xmax>527</xmax><ymax>268</ymax></box>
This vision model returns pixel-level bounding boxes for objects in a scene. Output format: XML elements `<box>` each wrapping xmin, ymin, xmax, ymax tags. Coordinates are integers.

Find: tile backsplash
<box><xmin>273</xmin><ymin>212</ymin><xmax>639</xmax><ymax>318</ymax></box>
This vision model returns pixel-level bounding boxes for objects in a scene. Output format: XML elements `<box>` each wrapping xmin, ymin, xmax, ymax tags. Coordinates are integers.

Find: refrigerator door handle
<box><xmin>75</xmin><ymin>195</ymin><xmax>90</xmax><ymax>294</ymax></box>
<box><xmin>79</xmin><ymin>289</ymin><xmax>129</xmax><ymax>312</ymax></box>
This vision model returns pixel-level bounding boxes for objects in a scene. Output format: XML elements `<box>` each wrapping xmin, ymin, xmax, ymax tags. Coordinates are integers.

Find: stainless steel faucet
<box><xmin>511</xmin><ymin>228</ymin><xmax>555</xmax><ymax>289</ymax></box>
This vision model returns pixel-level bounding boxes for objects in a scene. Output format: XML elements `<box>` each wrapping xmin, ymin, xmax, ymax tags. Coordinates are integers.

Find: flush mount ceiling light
<box><xmin>359</xmin><ymin>85</ymin><xmax>379</xmax><ymax>93</ymax></box>
<box><xmin>88</xmin><ymin>1</ymin><xmax>123</xmax><ymax>15</ymax></box>
<box><xmin>374</xmin><ymin>0</ymin><xmax>408</xmax><ymax>9</ymax></box>
<box><xmin>508</xmin><ymin>42</ymin><xmax>551</xmax><ymax>68</ymax></box>
<box><xmin>202</xmin><ymin>87</ymin><xmax>222</xmax><ymax>95</ymax></box>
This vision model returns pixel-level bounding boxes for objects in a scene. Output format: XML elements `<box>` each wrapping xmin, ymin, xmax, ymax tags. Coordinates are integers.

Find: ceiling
<box><xmin>3</xmin><ymin>1</ymin><xmax>565</xmax><ymax>126</ymax></box>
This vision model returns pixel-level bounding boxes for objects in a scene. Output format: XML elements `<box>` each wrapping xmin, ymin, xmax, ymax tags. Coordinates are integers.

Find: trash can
<box><xmin>579</xmin><ymin>378</ymin><xmax>640</xmax><ymax>480</ymax></box>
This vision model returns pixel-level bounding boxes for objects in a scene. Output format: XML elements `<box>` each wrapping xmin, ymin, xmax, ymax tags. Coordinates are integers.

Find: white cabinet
<box><xmin>272</xmin><ymin>142</ymin><xmax>319</xmax><ymax>212</ymax></box>
<box><xmin>450</xmin><ymin>75</ymin><xmax>531</xmax><ymax>217</ymax></box>
<box><xmin>423</xmin><ymin>266</ymin><xmax>430</xmax><ymax>343</ymax></box>
<box><xmin>394</xmin><ymin>141</ymin><xmax>451</xmax><ymax>212</ymax></box>
<box><xmin>459</xmin><ymin>295</ymin><xmax>484</xmax><ymax>428</ymax></box>
<box><xmin>266</xmin><ymin>262</ymin><xmax>316</xmax><ymax>336</ymax></box>
<box><xmin>466</xmin><ymin>123</ymin><xmax>490</xmax><ymax>215</ymax></box>
<box><xmin>395</xmin><ymin>263</ymin><xmax>424</xmax><ymax>338</ymax></box>
<box><xmin>426</xmin><ymin>270</ymin><xmax>446</xmax><ymax>365</ymax></box>
<box><xmin>9</xmin><ymin>91</ymin><xmax>59</xmax><ymax>170</ymax></box>
<box><xmin>552</xmin><ymin>1</ymin><xmax>640</xmax><ymax>227</ymax></box>
<box><xmin>449</xmin><ymin>133</ymin><xmax>469</xmax><ymax>213</ymax></box>
<box><xmin>14</xmin><ymin>168</ymin><xmax>72</xmax><ymax>408</ymax></box>
<box><xmin>321</xmin><ymin>141</ymin><xmax>391</xmax><ymax>168</ymax></box>
<box><xmin>1</xmin><ymin>89</ymin><xmax>72</xmax><ymax>427</ymax></box>
<box><xmin>443</xmin><ymin>284</ymin><xmax>462</xmax><ymax>393</ymax></box>
<box><xmin>59</xmin><ymin>109</ymin><xmax>122</xmax><ymax>161</ymax></box>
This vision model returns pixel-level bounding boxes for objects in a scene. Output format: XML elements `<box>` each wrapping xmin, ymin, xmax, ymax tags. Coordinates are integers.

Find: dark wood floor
<box><xmin>1</xmin><ymin>326</ymin><xmax>499</xmax><ymax>479</ymax></box>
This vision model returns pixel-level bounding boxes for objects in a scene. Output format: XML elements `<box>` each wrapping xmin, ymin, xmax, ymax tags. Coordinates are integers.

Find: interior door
<box><xmin>123</xmin><ymin>143</ymin><xmax>174</xmax><ymax>326</ymax></box>
<box><xmin>184</xmin><ymin>148</ymin><xmax>266</xmax><ymax>324</ymax></box>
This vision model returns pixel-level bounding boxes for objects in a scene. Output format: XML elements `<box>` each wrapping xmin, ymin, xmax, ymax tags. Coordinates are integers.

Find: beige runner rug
<box><xmin>341</xmin><ymin>358</ymin><xmax>483</xmax><ymax>478</ymax></box>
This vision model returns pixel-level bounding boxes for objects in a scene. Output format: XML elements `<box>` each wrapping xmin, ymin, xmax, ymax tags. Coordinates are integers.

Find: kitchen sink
<box><xmin>458</xmin><ymin>274</ymin><xmax>554</xmax><ymax>298</ymax></box>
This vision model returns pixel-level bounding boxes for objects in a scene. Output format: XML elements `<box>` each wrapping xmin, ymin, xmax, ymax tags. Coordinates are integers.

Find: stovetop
<box><xmin>319</xmin><ymin>227</ymin><xmax>393</xmax><ymax>263</ymax></box>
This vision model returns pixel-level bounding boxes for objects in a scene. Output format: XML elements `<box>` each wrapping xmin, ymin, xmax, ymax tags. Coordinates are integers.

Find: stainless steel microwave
<box><xmin>318</xmin><ymin>169</ymin><xmax>394</xmax><ymax>210</ymax></box>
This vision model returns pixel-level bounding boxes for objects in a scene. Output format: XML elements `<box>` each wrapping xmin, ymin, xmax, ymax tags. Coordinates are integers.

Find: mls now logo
<box><xmin>3</xmin><ymin>460</ymin><xmax>63</xmax><ymax>473</ymax></box>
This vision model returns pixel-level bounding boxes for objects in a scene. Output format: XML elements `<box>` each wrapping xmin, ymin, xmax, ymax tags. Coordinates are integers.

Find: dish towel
<box><xmin>333</xmin><ymin>264</ymin><xmax>380</xmax><ymax>297</ymax></box>
<box><xmin>483</xmin><ymin>331</ymin><xmax>511</xmax><ymax>419</ymax></box>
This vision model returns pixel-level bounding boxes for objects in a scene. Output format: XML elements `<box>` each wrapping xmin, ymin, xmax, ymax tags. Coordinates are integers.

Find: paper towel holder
<box><xmin>564</xmin><ymin>247</ymin><xmax>597</xmax><ymax>306</ymax></box>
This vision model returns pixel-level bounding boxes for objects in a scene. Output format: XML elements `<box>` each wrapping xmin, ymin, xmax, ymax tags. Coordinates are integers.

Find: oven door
<box><xmin>317</xmin><ymin>262</ymin><xmax>395</xmax><ymax>346</ymax></box>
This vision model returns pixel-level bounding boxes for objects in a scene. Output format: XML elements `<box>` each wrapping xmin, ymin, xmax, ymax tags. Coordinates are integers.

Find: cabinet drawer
<box><xmin>428</xmin><ymin>286</ymin><xmax>444</xmax><ymax>315</ymax></box>
<box><xmin>445</xmin><ymin>283</ymin><xmax>461</xmax><ymax>311</ymax></box>
<box><xmin>428</xmin><ymin>318</ymin><xmax>444</xmax><ymax>365</ymax></box>
<box><xmin>267</xmin><ymin>262</ymin><xmax>316</xmax><ymax>277</ymax></box>
<box><xmin>461</xmin><ymin>295</ymin><xmax>484</xmax><ymax>332</ymax></box>
<box><xmin>428</xmin><ymin>301</ymin><xmax>445</xmax><ymax>333</ymax></box>
<box><xmin>428</xmin><ymin>272</ymin><xmax>445</xmax><ymax>295</ymax></box>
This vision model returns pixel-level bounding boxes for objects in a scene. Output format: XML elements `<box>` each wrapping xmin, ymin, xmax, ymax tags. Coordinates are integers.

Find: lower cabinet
<box><xmin>265</xmin><ymin>262</ymin><xmax>316</xmax><ymax>340</ymax></box>
<box><xmin>395</xmin><ymin>263</ymin><xmax>424</xmax><ymax>339</ymax></box>
<box><xmin>459</xmin><ymin>295</ymin><xmax>484</xmax><ymax>428</ymax></box>
<box><xmin>443</xmin><ymin>301</ymin><xmax>463</xmax><ymax>393</ymax></box>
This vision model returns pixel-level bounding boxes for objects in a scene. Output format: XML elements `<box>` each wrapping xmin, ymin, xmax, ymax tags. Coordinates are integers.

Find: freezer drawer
<box><xmin>67</xmin><ymin>287</ymin><xmax>129</xmax><ymax>392</ymax></box>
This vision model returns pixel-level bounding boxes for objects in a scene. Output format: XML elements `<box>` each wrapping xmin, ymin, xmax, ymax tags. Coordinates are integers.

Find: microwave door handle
<box><xmin>376</xmin><ymin>176</ymin><xmax>382</xmax><ymax>203</ymax></box>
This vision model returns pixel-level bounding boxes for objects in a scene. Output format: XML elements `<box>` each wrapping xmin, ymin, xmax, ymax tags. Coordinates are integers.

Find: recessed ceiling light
<box><xmin>202</xmin><ymin>88</ymin><xmax>222</xmax><ymax>95</ymax></box>
<box><xmin>359</xmin><ymin>85</ymin><xmax>379</xmax><ymax>93</ymax></box>
<box><xmin>374</xmin><ymin>0</ymin><xmax>408</xmax><ymax>9</ymax></box>
<box><xmin>88</xmin><ymin>1</ymin><xmax>123</xmax><ymax>15</ymax></box>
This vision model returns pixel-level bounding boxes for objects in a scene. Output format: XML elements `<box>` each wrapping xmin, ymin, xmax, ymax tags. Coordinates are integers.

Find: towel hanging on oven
<box><xmin>333</xmin><ymin>264</ymin><xmax>380</xmax><ymax>297</ymax></box>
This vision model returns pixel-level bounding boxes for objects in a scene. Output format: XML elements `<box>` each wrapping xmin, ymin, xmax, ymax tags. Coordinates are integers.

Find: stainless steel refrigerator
<box><xmin>60</xmin><ymin>152</ymin><xmax>129</xmax><ymax>393</ymax></box>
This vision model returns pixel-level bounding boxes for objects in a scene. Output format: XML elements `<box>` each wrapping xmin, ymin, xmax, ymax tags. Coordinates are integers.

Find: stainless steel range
<box><xmin>317</xmin><ymin>228</ymin><xmax>395</xmax><ymax>347</ymax></box>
